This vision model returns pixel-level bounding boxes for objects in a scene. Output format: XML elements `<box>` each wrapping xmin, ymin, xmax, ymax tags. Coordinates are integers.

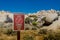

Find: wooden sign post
<box><xmin>14</xmin><ymin>14</ymin><xmax>24</xmax><ymax>40</ymax></box>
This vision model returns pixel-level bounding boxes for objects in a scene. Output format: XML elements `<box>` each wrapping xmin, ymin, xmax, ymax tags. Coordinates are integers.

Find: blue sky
<box><xmin>0</xmin><ymin>0</ymin><xmax>60</xmax><ymax>14</ymax></box>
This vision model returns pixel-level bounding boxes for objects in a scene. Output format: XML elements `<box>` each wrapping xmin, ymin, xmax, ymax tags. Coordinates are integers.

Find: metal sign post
<box><xmin>17</xmin><ymin>31</ymin><xmax>20</xmax><ymax>40</ymax></box>
<box><xmin>14</xmin><ymin>14</ymin><xmax>24</xmax><ymax>40</ymax></box>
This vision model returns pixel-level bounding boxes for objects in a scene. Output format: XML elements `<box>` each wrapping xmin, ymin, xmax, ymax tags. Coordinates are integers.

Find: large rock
<box><xmin>0</xmin><ymin>11</ymin><xmax>13</xmax><ymax>22</ymax></box>
<box><xmin>37</xmin><ymin>9</ymin><xmax>58</xmax><ymax>23</ymax></box>
<box><xmin>48</xmin><ymin>16</ymin><xmax>60</xmax><ymax>31</ymax></box>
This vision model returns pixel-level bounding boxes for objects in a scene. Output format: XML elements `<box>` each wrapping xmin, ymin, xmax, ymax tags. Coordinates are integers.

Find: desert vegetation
<box><xmin>0</xmin><ymin>9</ymin><xmax>60</xmax><ymax>40</ymax></box>
<box><xmin>0</xmin><ymin>23</ymin><xmax>17</xmax><ymax>40</ymax></box>
<box><xmin>24</xmin><ymin>9</ymin><xmax>60</xmax><ymax>40</ymax></box>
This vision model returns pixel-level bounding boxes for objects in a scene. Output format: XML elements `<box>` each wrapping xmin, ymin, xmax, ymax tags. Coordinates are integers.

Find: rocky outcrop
<box><xmin>37</xmin><ymin>9</ymin><xmax>58</xmax><ymax>23</ymax></box>
<box><xmin>0</xmin><ymin>11</ymin><xmax>13</xmax><ymax>22</ymax></box>
<box><xmin>25</xmin><ymin>9</ymin><xmax>60</xmax><ymax>30</ymax></box>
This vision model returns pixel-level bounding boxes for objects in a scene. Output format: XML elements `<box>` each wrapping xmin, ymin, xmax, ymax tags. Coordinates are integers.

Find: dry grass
<box><xmin>20</xmin><ymin>30</ymin><xmax>44</xmax><ymax>40</ymax></box>
<box><xmin>0</xmin><ymin>34</ymin><xmax>17</xmax><ymax>40</ymax></box>
<box><xmin>0</xmin><ymin>28</ymin><xmax>17</xmax><ymax>40</ymax></box>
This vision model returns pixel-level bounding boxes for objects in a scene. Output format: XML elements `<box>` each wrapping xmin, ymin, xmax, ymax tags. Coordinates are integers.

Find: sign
<box><xmin>14</xmin><ymin>14</ymin><xmax>24</xmax><ymax>31</ymax></box>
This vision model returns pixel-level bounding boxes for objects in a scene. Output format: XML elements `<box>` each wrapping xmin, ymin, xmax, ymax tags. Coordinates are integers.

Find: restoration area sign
<box><xmin>14</xmin><ymin>14</ymin><xmax>24</xmax><ymax>31</ymax></box>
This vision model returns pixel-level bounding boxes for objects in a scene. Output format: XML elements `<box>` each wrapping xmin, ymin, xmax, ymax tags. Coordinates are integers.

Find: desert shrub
<box><xmin>23</xmin><ymin>35</ymin><xmax>34</xmax><ymax>40</ymax></box>
<box><xmin>25</xmin><ymin>28</ymin><xmax>29</xmax><ymax>30</ymax></box>
<box><xmin>4</xmin><ymin>29</ymin><xmax>17</xmax><ymax>36</ymax></box>
<box><xmin>37</xmin><ymin>29</ymin><xmax>57</xmax><ymax>40</ymax></box>
<box><xmin>6</xmin><ymin>29</ymin><xmax>13</xmax><ymax>35</ymax></box>
<box><xmin>32</xmin><ymin>21</ymin><xmax>37</xmax><ymax>26</ymax></box>
<box><xmin>54</xmin><ymin>30</ymin><xmax>60</xmax><ymax>40</ymax></box>
<box><xmin>25</xmin><ymin>17</ymin><xmax>32</xmax><ymax>24</ymax></box>
<box><xmin>32</xmin><ymin>28</ymin><xmax>37</xmax><ymax>30</ymax></box>
<box><xmin>42</xmin><ymin>30</ymin><xmax>60</xmax><ymax>40</ymax></box>
<box><xmin>34</xmin><ymin>18</ymin><xmax>37</xmax><ymax>21</ymax></box>
<box><xmin>38</xmin><ymin>29</ymin><xmax>47</xmax><ymax>35</ymax></box>
<box><xmin>47</xmin><ymin>33</ymin><xmax>55</xmax><ymax>40</ymax></box>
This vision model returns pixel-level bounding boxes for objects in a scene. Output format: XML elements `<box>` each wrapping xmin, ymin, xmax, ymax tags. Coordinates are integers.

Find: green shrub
<box><xmin>25</xmin><ymin>17</ymin><xmax>32</xmax><ymax>24</ymax></box>
<box><xmin>4</xmin><ymin>29</ymin><xmax>17</xmax><ymax>36</ymax></box>
<box><xmin>32</xmin><ymin>21</ymin><xmax>37</xmax><ymax>26</ymax></box>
